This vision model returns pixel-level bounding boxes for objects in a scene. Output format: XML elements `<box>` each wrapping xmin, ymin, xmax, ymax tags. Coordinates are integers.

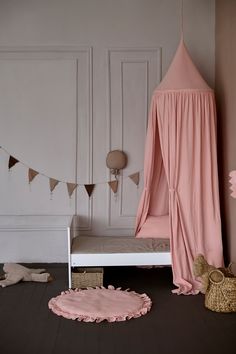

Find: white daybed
<box><xmin>67</xmin><ymin>218</ymin><xmax>171</xmax><ymax>288</ymax></box>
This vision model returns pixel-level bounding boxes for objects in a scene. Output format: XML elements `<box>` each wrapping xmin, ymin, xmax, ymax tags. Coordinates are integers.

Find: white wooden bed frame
<box><xmin>67</xmin><ymin>216</ymin><xmax>171</xmax><ymax>288</ymax></box>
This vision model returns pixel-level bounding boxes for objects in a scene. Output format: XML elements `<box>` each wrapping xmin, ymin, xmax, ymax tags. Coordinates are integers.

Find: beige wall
<box><xmin>216</xmin><ymin>0</ymin><xmax>236</xmax><ymax>262</ymax></box>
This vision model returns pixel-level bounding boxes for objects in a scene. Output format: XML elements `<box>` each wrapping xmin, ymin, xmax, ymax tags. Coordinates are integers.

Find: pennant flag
<box><xmin>229</xmin><ymin>171</ymin><xmax>236</xmax><ymax>184</ymax></box>
<box><xmin>229</xmin><ymin>171</ymin><xmax>236</xmax><ymax>198</ymax></box>
<box><xmin>28</xmin><ymin>168</ymin><xmax>39</xmax><ymax>183</ymax></box>
<box><xmin>129</xmin><ymin>172</ymin><xmax>140</xmax><ymax>186</ymax></box>
<box><xmin>229</xmin><ymin>170</ymin><xmax>236</xmax><ymax>178</ymax></box>
<box><xmin>67</xmin><ymin>183</ymin><xmax>77</xmax><ymax>197</ymax></box>
<box><xmin>49</xmin><ymin>178</ymin><xmax>59</xmax><ymax>192</ymax></box>
<box><xmin>8</xmin><ymin>156</ymin><xmax>19</xmax><ymax>170</ymax></box>
<box><xmin>84</xmin><ymin>184</ymin><xmax>95</xmax><ymax>197</ymax></box>
<box><xmin>108</xmin><ymin>180</ymin><xmax>118</xmax><ymax>194</ymax></box>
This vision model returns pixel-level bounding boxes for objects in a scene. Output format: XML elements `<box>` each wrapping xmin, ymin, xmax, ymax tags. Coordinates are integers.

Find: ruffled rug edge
<box><xmin>48</xmin><ymin>285</ymin><xmax>152</xmax><ymax>323</ymax></box>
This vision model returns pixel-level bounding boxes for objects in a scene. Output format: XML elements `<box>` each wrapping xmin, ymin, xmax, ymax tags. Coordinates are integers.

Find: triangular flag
<box><xmin>28</xmin><ymin>168</ymin><xmax>39</xmax><ymax>183</ymax></box>
<box><xmin>108</xmin><ymin>180</ymin><xmax>118</xmax><ymax>194</ymax></box>
<box><xmin>67</xmin><ymin>183</ymin><xmax>77</xmax><ymax>197</ymax></box>
<box><xmin>129</xmin><ymin>172</ymin><xmax>140</xmax><ymax>186</ymax></box>
<box><xmin>229</xmin><ymin>172</ymin><xmax>236</xmax><ymax>184</ymax></box>
<box><xmin>49</xmin><ymin>178</ymin><xmax>59</xmax><ymax>192</ymax></box>
<box><xmin>8</xmin><ymin>156</ymin><xmax>19</xmax><ymax>169</ymax></box>
<box><xmin>229</xmin><ymin>170</ymin><xmax>236</xmax><ymax>178</ymax></box>
<box><xmin>84</xmin><ymin>184</ymin><xmax>95</xmax><ymax>197</ymax></box>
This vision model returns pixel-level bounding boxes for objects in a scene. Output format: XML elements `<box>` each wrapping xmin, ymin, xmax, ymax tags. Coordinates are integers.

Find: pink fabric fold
<box><xmin>135</xmin><ymin>39</ymin><xmax>224</xmax><ymax>295</ymax></box>
<box><xmin>136</xmin><ymin>215</ymin><xmax>170</xmax><ymax>238</ymax></box>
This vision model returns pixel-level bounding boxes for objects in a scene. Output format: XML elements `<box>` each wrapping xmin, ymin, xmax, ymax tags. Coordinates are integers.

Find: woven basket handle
<box><xmin>208</xmin><ymin>269</ymin><xmax>225</xmax><ymax>285</ymax></box>
<box><xmin>227</xmin><ymin>262</ymin><xmax>235</xmax><ymax>274</ymax></box>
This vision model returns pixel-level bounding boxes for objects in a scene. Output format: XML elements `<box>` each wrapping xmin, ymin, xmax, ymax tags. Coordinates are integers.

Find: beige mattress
<box><xmin>72</xmin><ymin>236</ymin><xmax>170</xmax><ymax>254</ymax></box>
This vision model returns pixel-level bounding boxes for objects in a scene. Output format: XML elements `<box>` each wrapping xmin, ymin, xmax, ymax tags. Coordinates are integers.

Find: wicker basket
<box><xmin>71</xmin><ymin>267</ymin><xmax>103</xmax><ymax>289</ymax></box>
<box><xmin>205</xmin><ymin>265</ymin><xmax>236</xmax><ymax>313</ymax></box>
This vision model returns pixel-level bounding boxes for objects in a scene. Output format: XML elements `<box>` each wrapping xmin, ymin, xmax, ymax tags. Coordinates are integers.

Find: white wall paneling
<box><xmin>0</xmin><ymin>47</ymin><xmax>92</xmax><ymax>216</ymax></box>
<box><xmin>0</xmin><ymin>47</ymin><xmax>92</xmax><ymax>261</ymax></box>
<box><xmin>0</xmin><ymin>215</ymin><xmax>72</xmax><ymax>262</ymax></box>
<box><xmin>0</xmin><ymin>0</ymin><xmax>215</xmax><ymax>261</ymax></box>
<box><xmin>75</xmin><ymin>48</ymin><xmax>93</xmax><ymax>231</ymax></box>
<box><xmin>107</xmin><ymin>49</ymin><xmax>161</xmax><ymax>230</ymax></box>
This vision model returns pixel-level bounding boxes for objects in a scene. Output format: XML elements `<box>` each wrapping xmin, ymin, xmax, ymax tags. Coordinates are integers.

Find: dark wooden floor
<box><xmin>0</xmin><ymin>264</ymin><xmax>235</xmax><ymax>354</ymax></box>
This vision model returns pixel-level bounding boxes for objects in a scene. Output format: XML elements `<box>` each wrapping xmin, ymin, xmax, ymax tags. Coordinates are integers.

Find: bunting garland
<box><xmin>229</xmin><ymin>171</ymin><xmax>236</xmax><ymax>198</ymax></box>
<box><xmin>49</xmin><ymin>178</ymin><xmax>59</xmax><ymax>193</ymax></box>
<box><xmin>28</xmin><ymin>168</ymin><xmax>39</xmax><ymax>183</ymax></box>
<box><xmin>129</xmin><ymin>172</ymin><xmax>140</xmax><ymax>186</ymax></box>
<box><xmin>84</xmin><ymin>184</ymin><xmax>95</xmax><ymax>197</ymax></box>
<box><xmin>8</xmin><ymin>156</ymin><xmax>19</xmax><ymax>170</ymax></box>
<box><xmin>108</xmin><ymin>180</ymin><xmax>118</xmax><ymax>194</ymax></box>
<box><xmin>67</xmin><ymin>183</ymin><xmax>78</xmax><ymax>198</ymax></box>
<box><xmin>1</xmin><ymin>146</ymin><xmax>142</xmax><ymax>199</ymax></box>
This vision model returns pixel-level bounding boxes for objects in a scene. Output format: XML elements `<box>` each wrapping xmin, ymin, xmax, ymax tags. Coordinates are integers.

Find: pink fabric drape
<box><xmin>135</xmin><ymin>97</ymin><xmax>169</xmax><ymax>232</ymax></box>
<box><xmin>135</xmin><ymin>40</ymin><xmax>224</xmax><ymax>295</ymax></box>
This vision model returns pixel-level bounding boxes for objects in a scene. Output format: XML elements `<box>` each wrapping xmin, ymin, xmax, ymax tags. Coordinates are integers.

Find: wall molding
<box><xmin>0</xmin><ymin>46</ymin><xmax>93</xmax><ymax>230</ymax></box>
<box><xmin>0</xmin><ymin>226</ymin><xmax>69</xmax><ymax>232</ymax></box>
<box><xmin>107</xmin><ymin>47</ymin><xmax>161</xmax><ymax>229</ymax></box>
<box><xmin>0</xmin><ymin>215</ymin><xmax>72</xmax><ymax>231</ymax></box>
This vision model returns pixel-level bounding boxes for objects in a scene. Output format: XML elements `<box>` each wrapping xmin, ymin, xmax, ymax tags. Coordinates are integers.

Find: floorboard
<box><xmin>0</xmin><ymin>264</ymin><xmax>235</xmax><ymax>354</ymax></box>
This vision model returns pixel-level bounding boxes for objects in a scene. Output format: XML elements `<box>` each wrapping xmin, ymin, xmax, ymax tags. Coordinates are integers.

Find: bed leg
<box><xmin>67</xmin><ymin>225</ymin><xmax>72</xmax><ymax>288</ymax></box>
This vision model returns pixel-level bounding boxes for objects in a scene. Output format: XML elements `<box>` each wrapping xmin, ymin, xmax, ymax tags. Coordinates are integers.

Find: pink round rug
<box><xmin>48</xmin><ymin>285</ymin><xmax>152</xmax><ymax>323</ymax></box>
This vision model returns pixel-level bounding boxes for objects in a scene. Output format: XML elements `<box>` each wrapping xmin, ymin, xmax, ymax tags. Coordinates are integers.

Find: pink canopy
<box><xmin>135</xmin><ymin>39</ymin><xmax>224</xmax><ymax>295</ymax></box>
